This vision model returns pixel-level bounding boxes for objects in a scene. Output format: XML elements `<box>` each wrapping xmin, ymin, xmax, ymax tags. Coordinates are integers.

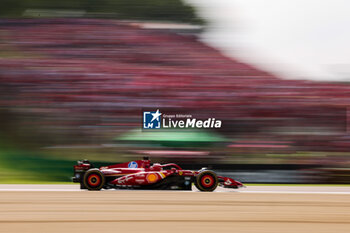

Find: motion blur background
<box><xmin>1</xmin><ymin>0</ymin><xmax>350</xmax><ymax>184</ymax></box>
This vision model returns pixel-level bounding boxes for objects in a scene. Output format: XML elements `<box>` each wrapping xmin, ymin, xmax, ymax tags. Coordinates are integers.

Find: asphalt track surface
<box><xmin>1</xmin><ymin>185</ymin><xmax>350</xmax><ymax>233</ymax></box>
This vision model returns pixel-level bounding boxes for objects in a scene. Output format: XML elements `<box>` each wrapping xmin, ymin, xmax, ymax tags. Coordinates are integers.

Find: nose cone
<box><xmin>235</xmin><ymin>180</ymin><xmax>245</xmax><ymax>188</ymax></box>
<box><xmin>222</xmin><ymin>177</ymin><xmax>245</xmax><ymax>188</ymax></box>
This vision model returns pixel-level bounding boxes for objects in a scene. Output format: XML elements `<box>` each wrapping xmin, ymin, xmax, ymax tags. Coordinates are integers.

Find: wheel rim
<box><xmin>87</xmin><ymin>174</ymin><xmax>101</xmax><ymax>186</ymax></box>
<box><xmin>201</xmin><ymin>174</ymin><xmax>214</xmax><ymax>188</ymax></box>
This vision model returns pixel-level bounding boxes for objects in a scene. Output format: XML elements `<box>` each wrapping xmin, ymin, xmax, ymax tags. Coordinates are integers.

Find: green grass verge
<box><xmin>0</xmin><ymin>148</ymin><xmax>116</xmax><ymax>183</ymax></box>
<box><xmin>0</xmin><ymin>149</ymin><xmax>76</xmax><ymax>183</ymax></box>
<box><xmin>0</xmin><ymin>181</ymin><xmax>74</xmax><ymax>184</ymax></box>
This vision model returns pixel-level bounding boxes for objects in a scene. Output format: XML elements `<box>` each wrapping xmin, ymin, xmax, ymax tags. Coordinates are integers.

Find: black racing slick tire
<box><xmin>194</xmin><ymin>170</ymin><xmax>218</xmax><ymax>192</ymax></box>
<box><xmin>83</xmin><ymin>169</ymin><xmax>105</xmax><ymax>191</ymax></box>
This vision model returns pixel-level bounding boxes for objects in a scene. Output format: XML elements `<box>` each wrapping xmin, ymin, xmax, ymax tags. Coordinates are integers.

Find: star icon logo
<box><xmin>150</xmin><ymin>109</ymin><xmax>162</xmax><ymax>122</ymax></box>
<box><xmin>143</xmin><ymin>109</ymin><xmax>162</xmax><ymax>129</ymax></box>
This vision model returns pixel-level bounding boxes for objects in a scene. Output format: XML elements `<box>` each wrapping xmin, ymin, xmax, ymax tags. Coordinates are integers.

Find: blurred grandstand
<box><xmin>0</xmin><ymin>18</ymin><xmax>350</xmax><ymax>183</ymax></box>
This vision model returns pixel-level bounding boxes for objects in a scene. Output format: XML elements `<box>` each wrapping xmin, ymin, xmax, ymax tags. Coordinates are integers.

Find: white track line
<box><xmin>0</xmin><ymin>189</ymin><xmax>79</xmax><ymax>192</ymax></box>
<box><xmin>1</xmin><ymin>185</ymin><xmax>350</xmax><ymax>194</ymax></box>
<box><xmin>0</xmin><ymin>189</ymin><xmax>349</xmax><ymax>194</ymax></box>
<box><xmin>237</xmin><ymin>190</ymin><xmax>350</xmax><ymax>195</ymax></box>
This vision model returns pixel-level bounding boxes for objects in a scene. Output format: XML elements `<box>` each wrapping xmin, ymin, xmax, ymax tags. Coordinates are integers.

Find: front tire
<box><xmin>194</xmin><ymin>170</ymin><xmax>218</xmax><ymax>192</ymax></box>
<box><xmin>83</xmin><ymin>169</ymin><xmax>105</xmax><ymax>191</ymax></box>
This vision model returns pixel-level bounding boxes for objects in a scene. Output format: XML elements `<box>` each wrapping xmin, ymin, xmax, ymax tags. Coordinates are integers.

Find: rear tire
<box><xmin>83</xmin><ymin>169</ymin><xmax>105</xmax><ymax>191</ymax></box>
<box><xmin>194</xmin><ymin>170</ymin><xmax>218</xmax><ymax>192</ymax></box>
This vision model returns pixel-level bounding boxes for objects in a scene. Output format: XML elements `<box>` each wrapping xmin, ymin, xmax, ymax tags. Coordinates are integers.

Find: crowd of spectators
<box><xmin>1</xmin><ymin>18</ymin><xmax>350</xmax><ymax>162</ymax></box>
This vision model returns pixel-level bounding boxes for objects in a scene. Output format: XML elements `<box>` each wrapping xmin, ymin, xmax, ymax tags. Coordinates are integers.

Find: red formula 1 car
<box><xmin>72</xmin><ymin>157</ymin><xmax>244</xmax><ymax>192</ymax></box>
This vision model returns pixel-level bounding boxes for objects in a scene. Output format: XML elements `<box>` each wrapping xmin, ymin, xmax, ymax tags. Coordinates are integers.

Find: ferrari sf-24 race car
<box><xmin>72</xmin><ymin>157</ymin><xmax>244</xmax><ymax>192</ymax></box>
